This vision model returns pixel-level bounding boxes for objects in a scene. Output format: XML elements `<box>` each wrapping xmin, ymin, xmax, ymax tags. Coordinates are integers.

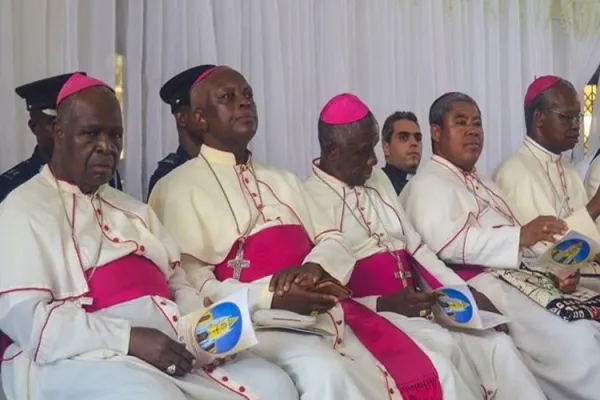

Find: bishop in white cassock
<box><xmin>401</xmin><ymin>91</ymin><xmax>600</xmax><ymax>400</ymax></box>
<box><xmin>304</xmin><ymin>93</ymin><xmax>545</xmax><ymax>400</ymax></box>
<box><xmin>149</xmin><ymin>66</ymin><xmax>410</xmax><ymax>400</ymax></box>
<box><xmin>493</xmin><ymin>76</ymin><xmax>600</xmax><ymax>291</ymax></box>
<box><xmin>0</xmin><ymin>73</ymin><xmax>298</xmax><ymax>400</ymax></box>
<box><xmin>584</xmin><ymin>150</ymin><xmax>600</xmax><ymax>199</ymax></box>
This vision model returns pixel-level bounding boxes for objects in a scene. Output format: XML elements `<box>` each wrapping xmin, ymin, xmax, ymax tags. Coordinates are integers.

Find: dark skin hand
<box><xmin>520</xmin><ymin>216</ymin><xmax>568</xmax><ymax>248</ymax></box>
<box><xmin>376</xmin><ymin>287</ymin><xmax>441</xmax><ymax>317</ymax></box>
<box><xmin>271</xmin><ymin>282</ymin><xmax>339</xmax><ymax>315</ymax></box>
<box><xmin>269</xmin><ymin>263</ymin><xmax>328</xmax><ymax>295</ymax></box>
<box><xmin>554</xmin><ymin>269</ymin><xmax>580</xmax><ymax>294</ymax></box>
<box><xmin>128</xmin><ymin>327</ymin><xmax>196</xmax><ymax>377</ymax></box>
<box><xmin>469</xmin><ymin>287</ymin><xmax>509</xmax><ymax>334</ymax></box>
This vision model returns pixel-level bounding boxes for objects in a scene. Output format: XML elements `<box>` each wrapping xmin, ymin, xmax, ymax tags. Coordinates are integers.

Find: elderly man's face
<box><xmin>538</xmin><ymin>85</ymin><xmax>582</xmax><ymax>153</ymax></box>
<box><xmin>54</xmin><ymin>87</ymin><xmax>123</xmax><ymax>193</ymax></box>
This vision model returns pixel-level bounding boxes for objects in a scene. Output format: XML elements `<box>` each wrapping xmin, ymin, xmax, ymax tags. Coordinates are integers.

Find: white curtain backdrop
<box><xmin>2</xmin><ymin>0</ymin><xmax>600</xmax><ymax>200</ymax></box>
<box><xmin>0</xmin><ymin>0</ymin><xmax>116</xmax><ymax>170</ymax></box>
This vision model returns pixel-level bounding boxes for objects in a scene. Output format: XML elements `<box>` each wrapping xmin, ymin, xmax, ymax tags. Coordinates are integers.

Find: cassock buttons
<box><xmin>336</xmin><ymin>320</ymin><xmax>342</xmax><ymax>325</ymax></box>
<box><xmin>389</xmin><ymin>389</ymin><xmax>395</xmax><ymax>395</ymax></box>
<box><xmin>239</xmin><ymin>386</ymin><xmax>246</xmax><ymax>393</ymax></box>
<box><xmin>222</xmin><ymin>376</ymin><xmax>229</xmax><ymax>382</ymax></box>
<box><xmin>160</xmin><ymin>300</ymin><xmax>167</xmax><ymax>305</ymax></box>
<box><xmin>244</xmin><ymin>178</ymin><xmax>250</xmax><ymax>184</ymax></box>
<box><xmin>172</xmin><ymin>315</ymin><xmax>178</xmax><ymax>322</ymax></box>
<box><xmin>336</xmin><ymin>338</ymin><xmax>342</xmax><ymax>345</ymax></box>
<box><xmin>112</xmin><ymin>238</ymin><xmax>120</xmax><ymax>243</ymax></box>
<box><xmin>103</xmin><ymin>225</ymin><xmax>109</xmax><ymax>231</ymax></box>
<box><xmin>139</xmin><ymin>245</ymin><xmax>146</xmax><ymax>252</ymax></box>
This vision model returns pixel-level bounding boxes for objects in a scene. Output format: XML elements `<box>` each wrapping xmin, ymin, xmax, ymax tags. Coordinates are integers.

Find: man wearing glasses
<box><xmin>493</xmin><ymin>75</ymin><xmax>600</xmax><ymax>291</ymax></box>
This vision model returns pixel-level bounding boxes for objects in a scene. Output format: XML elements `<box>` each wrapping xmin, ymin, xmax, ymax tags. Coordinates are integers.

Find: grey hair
<box><xmin>428</xmin><ymin>92</ymin><xmax>480</xmax><ymax>127</ymax></box>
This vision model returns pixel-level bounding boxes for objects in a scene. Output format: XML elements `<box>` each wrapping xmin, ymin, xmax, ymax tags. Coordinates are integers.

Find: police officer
<box><xmin>147</xmin><ymin>65</ymin><xmax>214</xmax><ymax>199</ymax></box>
<box><xmin>0</xmin><ymin>72</ymin><xmax>123</xmax><ymax>202</ymax></box>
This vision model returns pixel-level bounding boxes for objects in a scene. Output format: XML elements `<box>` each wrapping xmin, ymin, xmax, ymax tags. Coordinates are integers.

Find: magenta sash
<box><xmin>345</xmin><ymin>251</ymin><xmax>443</xmax><ymax>399</ymax></box>
<box><xmin>215</xmin><ymin>225</ymin><xmax>442</xmax><ymax>400</ymax></box>
<box><xmin>83</xmin><ymin>254</ymin><xmax>172</xmax><ymax>312</ymax></box>
<box><xmin>347</xmin><ymin>251</ymin><xmax>415</xmax><ymax>297</ymax></box>
<box><xmin>1</xmin><ymin>254</ymin><xmax>171</xmax><ymax>364</ymax></box>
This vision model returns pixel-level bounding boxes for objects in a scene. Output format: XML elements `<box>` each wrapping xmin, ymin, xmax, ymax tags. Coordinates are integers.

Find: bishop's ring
<box><xmin>166</xmin><ymin>364</ymin><xmax>177</xmax><ymax>376</ymax></box>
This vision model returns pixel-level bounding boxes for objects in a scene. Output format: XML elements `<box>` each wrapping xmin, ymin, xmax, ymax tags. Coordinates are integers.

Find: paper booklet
<box><xmin>180</xmin><ymin>288</ymin><xmax>258</xmax><ymax>359</ymax></box>
<box><xmin>433</xmin><ymin>284</ymin><xmax>510</xmax><ymax>331</ymax></box>
<box><xmin>524</xmin><ymin>230</ymin><xmax>600</xmax><ymax>280</ymax></box>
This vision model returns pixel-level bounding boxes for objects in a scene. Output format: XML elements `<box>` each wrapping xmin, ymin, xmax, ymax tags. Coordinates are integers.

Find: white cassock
<box><xmin>584</xmin><ymin>152</ymin><xmax>600</xmax><ymax>200</ymax></box>
<box><xmin>304</xmin><ymin>163</ymin><xmax>545</xmax><ymax>400</ymax></box>
<box><xmin>493</xmin><ymin>137</ymin><xmax>600</xmax><ymax>291</ymax></box>
<box><xmin>0</xmin><ymin>165</ymin><xmax>299</xmax><ymax>400</ymax></box>
<box><xmin>149</xmin><ymin>145</ymin><xmax>400</xmax><ymax>400</ymax></box>
<box><xmin>400</xmin><ymin>155</ymin><xmax>600</xmax><ymax>400</ymax></box>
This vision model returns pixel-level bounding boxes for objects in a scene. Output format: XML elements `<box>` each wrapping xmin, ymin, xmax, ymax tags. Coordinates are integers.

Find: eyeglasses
<box><xmin>548</xmin><ymin>109</ymin><xmax>584</xmax><ymax>125</ymax></box>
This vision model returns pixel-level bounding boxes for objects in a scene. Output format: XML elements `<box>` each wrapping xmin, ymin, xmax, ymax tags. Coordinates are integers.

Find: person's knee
<box><xmin>424</xmin><ymin>351</ymin><xmax>456</xmax><ymax>388</ymax></box>
<box><xmin>254</xmin><ymin>361</ymin><xmax>298</xmax><ymax>400</ymax></box>
<box><xmin>293</xmin><ymin>354</ymin><xmax>354</xmax><ymax>388</ymax></box>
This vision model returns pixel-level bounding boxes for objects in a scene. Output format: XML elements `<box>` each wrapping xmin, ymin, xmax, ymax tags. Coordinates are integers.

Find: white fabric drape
<box><xmin>2</xmin><ymin>0</ymin><xmax>600</xmax><ymax>201</ymax></box>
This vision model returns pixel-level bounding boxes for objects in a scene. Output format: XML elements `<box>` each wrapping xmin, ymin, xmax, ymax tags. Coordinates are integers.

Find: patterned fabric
<box><xmin>490</xmin><ymin>262</ymin><xmax>600</xmax><ymax>321</ymax></box>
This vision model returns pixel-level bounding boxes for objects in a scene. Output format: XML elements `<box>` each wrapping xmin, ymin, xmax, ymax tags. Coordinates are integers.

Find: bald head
<box><xmin>51</xmin><ymin>86</ymin><xmax>123</xmax><ymax>194</ymax></box>
<box><xmin>188</xmin><ymin>66</ymin><xmax>258</xmax><ymax>160</ymax></box>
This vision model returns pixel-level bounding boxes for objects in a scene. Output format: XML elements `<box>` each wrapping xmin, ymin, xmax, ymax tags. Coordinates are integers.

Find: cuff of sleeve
<box><xmin>354</xmin><ymin>296</ymin><xmax>378</xmax><ymax>312</ymax></box>
<box><xmin>249</xmin><ymin>284</ymin><xmax>273</xmax><ymax>311</ymax></box>
<box><xmin>108</xmin><ymin>320</ymin><xmax>132</xmax><ymax>356</ymax></box>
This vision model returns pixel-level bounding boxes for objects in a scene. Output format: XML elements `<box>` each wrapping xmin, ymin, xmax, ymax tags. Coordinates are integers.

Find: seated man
<box><xmin>147</xmin><ymin>65</ymin><xmax>209</xmax><ymax>199</ymax></box>
<box><xmin>400</xmin><ymin>91</ymin><xmax>600</xmax><ymax>400</ymax></box>
<box><xmin>0</xmin><ymin>73</ymin><xmax>297</xmax><ymax>400</ymax></box>
<box><xmin>0</xmin><ymin>73</ymin><xmax>122</xmax><ymax>203</ymax></box>
<box><xmin>149</xmin><ymin>66</ymin><xmax>462</xmax><ymax>399</ymax></box>
<box><xmin>493</xmin><ymin>76</ymin><xmax>600</xmax><ymax>289</ymax></box>
<box><xmin>305</xmin><ymin>93</ymin><xmax>545</xmax><ymax>400</ymax></box>
<box><xmin>381</xmin><ymin>111</ymin><xmax>423</xmax><ymax>194</ymax></box>
<box><xmin>305</xmin><ymin>94</ymin><xmax>545</xmax><ymax>399</ymax></box>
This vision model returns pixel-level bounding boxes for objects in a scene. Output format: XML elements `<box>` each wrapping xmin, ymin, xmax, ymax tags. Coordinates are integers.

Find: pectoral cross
<box><xmin>394</xmin><ymin>268</ymin><xmax>411</xmax><ymax>288</ymax></box>
<box><xmin>228</xmin><ymin>246</ymin><xmax>250</xmax><ymax>280</ymax></box>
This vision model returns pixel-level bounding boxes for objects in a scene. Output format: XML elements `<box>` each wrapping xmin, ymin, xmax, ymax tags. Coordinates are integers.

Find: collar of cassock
<box><xmin>431</xmin><ymin>154</ymin><xmax>479</xmax><ymax>181</ymax></box>
<box><xmin>524</xmin><ymin>136</ymin><xmax>561</xmax><ymax>162</ymax></box>
<box><xmin>382</xmin><ymin>163</ymin><xmax>412</xmax><ymax>181</ymax></box>
<box><xmin>311</xmin><ymin>158</ymin><xmax>360</xmax><ymax>190</ymax></box>
<box><xmin>41</xmin><ymin>165</ymin><xmax>108</xmax><ymax>197</ymax></box>
<box><xmin>198</xmin><ymin>145</ymin><xmax>253</xmax><ymax>168</ymax></box>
